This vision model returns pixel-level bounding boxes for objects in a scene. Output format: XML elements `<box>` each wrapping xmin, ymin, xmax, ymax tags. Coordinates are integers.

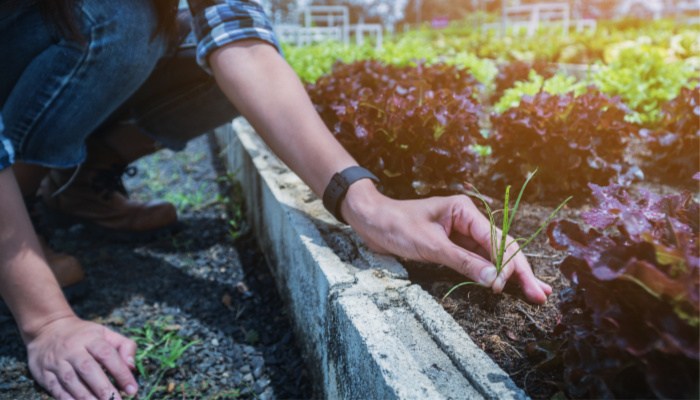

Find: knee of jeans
<box><xmin>77</xmin><ymin>0</ymin><xmax>167</xmax><ymax>86</ymax></box>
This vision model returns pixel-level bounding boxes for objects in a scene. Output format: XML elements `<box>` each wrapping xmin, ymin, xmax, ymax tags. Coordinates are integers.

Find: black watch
<box><xmin>322</xmin><ymin>166</ymin><xmax>379</xmax><ymax>224</ymax></box>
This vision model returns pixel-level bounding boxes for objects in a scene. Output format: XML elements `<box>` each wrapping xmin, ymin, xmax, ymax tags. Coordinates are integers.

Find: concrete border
<box><xmin>215</xmin><ymin>118</ymin><xmax>527</xmax><ymax>400</ymax></box>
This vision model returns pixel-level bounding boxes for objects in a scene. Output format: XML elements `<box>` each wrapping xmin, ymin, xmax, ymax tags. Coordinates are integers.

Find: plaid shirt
<box><xmin>188</xmin><ymin>0</ymin><xmax>281</xmax><ymax>72</ymax></box>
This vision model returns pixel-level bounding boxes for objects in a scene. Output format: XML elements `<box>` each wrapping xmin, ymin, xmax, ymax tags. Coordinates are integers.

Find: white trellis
<box><xmin>304</xmin><ymin>5</ymin><xmax>350</xmax><ymax>45</ymax></box>
<box><xmin>273</xmin><ymin>5</ymin><xmax>383</xmax><ymax>50</ymax></box>
<box><xmin>476</xmin><ymin>0</ymin><xmax>595</xmax><ymax>37</ymax></box>
<box><xmin>349</xmin><ymin>23</ymin><xmax>383</xmax><ymax>49</ymax></box>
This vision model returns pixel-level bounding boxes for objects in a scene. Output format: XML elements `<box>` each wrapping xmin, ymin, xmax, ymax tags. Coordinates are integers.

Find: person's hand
<box><xmin>25</xmin><ymin>315</ymin><xmax>138</xmax><ymax>400</ymax></box>
<box><xmin>341</xmin><ymin>180</ymin><xmax>552</xmax><ymax>304</ymax></box>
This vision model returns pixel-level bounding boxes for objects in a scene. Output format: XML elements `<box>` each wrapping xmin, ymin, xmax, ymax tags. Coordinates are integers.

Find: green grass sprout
<box><xmin>126</xmin><ymin>318</ymin><xmax>201</xmax><ymax>400</ymax></box>
<box><xmin>443</xmin><ymin>168</ymin><xmax>571</xmax><ymax>300</ymax></box>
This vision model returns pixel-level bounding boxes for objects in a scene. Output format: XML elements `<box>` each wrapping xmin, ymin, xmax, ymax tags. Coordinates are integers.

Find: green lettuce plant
<box><xmin>283</xmin><ymin>41</ymin><xmax>377</xmax><ymax>83</ymax></box>
<box><xmin>593</xmin><ymin>46</ymin><xmax>698</xmax><ymax>126</ymax></box>
<box><xmin>493</xmin><ymin>71</ymin><xmax>586</xmax><ymax>113</ymax></box>
<box><xmin>443</xmin><ymin>170</ymin><xmax>570</xmax><ymax>299</ymax></box>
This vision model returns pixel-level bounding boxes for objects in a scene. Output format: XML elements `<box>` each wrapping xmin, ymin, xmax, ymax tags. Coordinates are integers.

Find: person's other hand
<box><xmin>341</xmin><ymin>180</ymin><xmax>552</xmax><ymax>304</ymax></box>
<box><xmin>25</xmin><ymin>315</ymin><xmax>138</xmax><ymax>400</ymax></box>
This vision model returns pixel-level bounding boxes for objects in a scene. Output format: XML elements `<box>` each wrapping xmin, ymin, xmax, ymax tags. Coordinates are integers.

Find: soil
<box><xmin>0</xmin><ymin>134</ymin><xmax>314</xmax><ymax>400</ymax></box>
<box><xmin>403</xmin><ymin>176</ymin><xmax>696</xmax><ymax>400</ymax></box>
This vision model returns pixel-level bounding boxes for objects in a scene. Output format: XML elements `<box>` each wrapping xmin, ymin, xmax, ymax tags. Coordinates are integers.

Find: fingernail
<box><xmin>126</xmin><ymin>385</ymin><xmax>137</xmax><ymax>395</ymax></box>
<box><xmin>127</xmin><ymin>356</ymin><xmax>135</xmax><ymax>366</ymax></box>
<box><xmin>480</xmin><ymin>266</ymin><xmax>498</xmax><ymax>285</ymax></box>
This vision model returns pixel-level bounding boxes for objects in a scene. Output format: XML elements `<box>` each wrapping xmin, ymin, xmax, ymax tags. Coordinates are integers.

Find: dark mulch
<box><xmin>0</xmin><ymin>134</ymin><xmax>313</xmax><ymax>400</ymax></box>
<box><xmin>404</xmin><ymin>200</ymin><xmax>579</xmax><ymax>399</ymax></box>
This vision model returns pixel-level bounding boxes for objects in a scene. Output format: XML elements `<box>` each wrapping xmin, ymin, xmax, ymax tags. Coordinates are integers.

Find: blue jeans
<box><xmin>0</xmin><ymin>0</ymin><xmax>238</xmax><ymax>171</ymax></box>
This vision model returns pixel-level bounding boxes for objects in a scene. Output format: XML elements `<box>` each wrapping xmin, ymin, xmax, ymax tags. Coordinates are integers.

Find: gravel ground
<box><xmin>0</xmin><ymin>134</ymin><xmax>314</xmax><ymax>400</ymax></box>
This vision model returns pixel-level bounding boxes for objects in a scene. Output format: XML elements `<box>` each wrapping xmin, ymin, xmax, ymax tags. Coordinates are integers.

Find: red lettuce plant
<box><xmin>640</xmin><ymin>84</ymin><xmax>700</xmax><ymax>184</ymax></box>
<box><xmin>306</xmin><ymin>60</ymin><xmax>483</xmax><ymax>198</ymax></box>
<box><xmin>488</xmin><ymin>89</ymin><xmax>641</xmax><ymax>200</ymax></box>
<box><xmin>547</xmin><ymin>183</ymin><xmax>699</xmax><ymax>399</ymax></box>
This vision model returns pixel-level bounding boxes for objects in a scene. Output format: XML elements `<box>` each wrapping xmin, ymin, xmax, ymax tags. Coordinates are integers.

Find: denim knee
<box><xmin>1</xmin><ymin>0</ymin><xmax>170</xmax><ymax>168</ymax></box>
<box><xmin>72</xmin><ymin>0</ymin><xmax>168</xmax><ymax>97</ymax></box>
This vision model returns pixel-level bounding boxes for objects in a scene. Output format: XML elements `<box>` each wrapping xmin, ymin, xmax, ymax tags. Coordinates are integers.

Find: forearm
<box><xmin>206</xmin><ymin>40</ymin><xmax>550</xmax><ymax>304</ymax></box>
<box><xmin>209</xmin><ymin>40</ymin><xmax>361</xmax><ymax>198</ymax></box>
<box><xmin>0</xmin><ymin>168</ymin><xmax>75</xmax><ymax>341</ymax></box>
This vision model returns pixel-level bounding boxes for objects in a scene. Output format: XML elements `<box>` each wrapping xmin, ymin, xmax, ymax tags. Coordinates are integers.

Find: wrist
<box><xmin>20</xmin><ymin>308</ymin><xmax>76</xmax><ymax>343</ymax></box>
<box><xmin>340</xmin><ymin>179</ymin><xmax>386</xmax><ymax>227</ymax></box>
<box><xmin>323</xmin><ymin>166</ymin><xmax>380</xmax><ymax>224</ymax></box>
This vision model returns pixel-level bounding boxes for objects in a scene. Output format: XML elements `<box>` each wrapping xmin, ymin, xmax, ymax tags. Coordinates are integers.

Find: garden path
<box><xmin>0</xmin><ymin>134</ymin><xmax>313</xmax><ymax>400</ymax></box>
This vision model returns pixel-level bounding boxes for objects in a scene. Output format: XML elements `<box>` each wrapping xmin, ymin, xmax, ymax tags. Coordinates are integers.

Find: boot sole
<box><xmin>38</xmin><ymin>203</ymin><xmax>183</xmax><ymax>242</ymax></box>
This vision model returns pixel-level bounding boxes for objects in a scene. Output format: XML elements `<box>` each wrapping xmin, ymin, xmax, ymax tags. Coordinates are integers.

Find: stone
<box><xmin>253</xmin><ymin>377</ymin><xmax>271</xmax><ymax>394</ymax></box>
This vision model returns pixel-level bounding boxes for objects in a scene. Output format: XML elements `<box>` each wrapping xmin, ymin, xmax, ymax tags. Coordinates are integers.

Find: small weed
<box><xmin>228</xmin><ymin>220</ymin><xmax>244</xmax><ymax>242</ymax></box>
<box><xmin>171</xmin><ymin>235</ymin><xmax>194</xmax><ymax>251</ymax></box>
<box><xmin>164</xmin><ymin>186</ymin><xmax>207</xmax><ymax>212</ymax></box>
<box><xmin>125</xmin><ymin>318</ymin><xmax>200</xmax><ymax>400</ymax></box>
<box><xmin>223</xmin><ymin>171</ymin><xmax>249</xmax><ymax>242</ymax></box>
<box><xmin>245</xmin><ymin>329</ymin><xmax>260</xmax><ymax>345</ymax></box>
<box><xmin>245</xmin><ymin>382</ymin><xmax>259</xmax><ymax>399</ymax></box>
<box><xmin>444</xmin><ymin>169</ymin><xmax>571</xmax><ymax>299</ymax></box>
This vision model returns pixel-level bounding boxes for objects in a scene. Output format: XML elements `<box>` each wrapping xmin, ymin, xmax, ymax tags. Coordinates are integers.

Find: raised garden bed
<box><xmin>299</xmin><ymin>57</ymin><xmax>699</xmax><ymax>399</ymax></box>
<box><xmin>215</xmin><ymin>120</ymin><xmax>529</xmax><ymax>400</ymax></box>
<box><xmin>219</xmin><ymin>116</ymin><xmax>698</xmax><ymax>399</ymax></box>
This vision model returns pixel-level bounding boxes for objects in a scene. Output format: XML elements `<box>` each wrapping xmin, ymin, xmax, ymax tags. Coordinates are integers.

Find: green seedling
<box><xmin>126</xmin><ymin>318</ymin><xmax>201</xmax><ymax>400</ymax></box>
<box><xmin>443</xmin><ymin>169</ymin><xmax>571</xmax><ymax>300</ymax></box>
<box><xmin>245</xmin><ymin>382</ymin><xmax>260</xmax><ymax>399</ymax></box>
<box><xmin>245</xmin><ymin>329</ymin><xmax>260</xmax><ymax>345</ymax></box>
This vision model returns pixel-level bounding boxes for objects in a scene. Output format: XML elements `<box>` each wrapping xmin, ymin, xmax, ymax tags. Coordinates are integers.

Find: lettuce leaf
<box><xmin>547</xmin><ymin>184</ymin><xmax>699</xmax><ymax>399</ymax></box>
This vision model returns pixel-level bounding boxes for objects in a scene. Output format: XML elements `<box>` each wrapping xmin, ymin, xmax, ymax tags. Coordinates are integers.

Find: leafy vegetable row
<box><xmin>284</xmin><ymin>19</ymin><xmax>699</xmax><ymax>83</ymax></box>
<box><xmin>407</xmin><ymin>18</ymin><xmax>700</xmax><ymax>65</ymax></box>
<box><xmin>306</xmin><ymin>60</ymin><xmax>699</xmax><ymax>200</ymax></box>
<box><xmin>288</xmin><ymin>40</ymin><xmax>698</xmax><ymax>127</ymax></box>
<box><xmin>306</xmin><ymin>60</ymin><xmax>483</xmax><ymax>198</ymax></box>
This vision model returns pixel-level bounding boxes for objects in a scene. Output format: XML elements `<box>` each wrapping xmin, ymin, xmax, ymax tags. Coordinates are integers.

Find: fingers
<box><xmin>56</xmin><ymin>360</ymin><xmax>98</xmax><ymax>400</ymax></box>
<box><xmin>434</xmin><ymin>240</ymin><xmax>499</xmax><ymax>286</ymax></box>
<box><xmin>447</xmin><ymin>196</ymin><xmax>551</xmax><ymax>304</ymax></box>
<box><xmin>26</xmin><ymin>317</ymin><xmax>138</xmax><ymax>400</ymax></box>
<box><xmin>537</xmin><ymin>279</ymin><xmax>553</xmax><ymax>296</ymax></box>
<box><xmin>448</xmin><ymin>197</ymin><xmax>497</xmax><ymax>261</ymax></box>
<box><xmin>105</xmin><ymin>329</ymin><xmax>138</xmax><ymax>371</ymax></box>
<box><xmin>87</xmin><ymin>338</ymin><xmax>138</xmax><ymax>396</ymax></box>
<box><xmin>499</xmin><ymin>259</ymin><xmax>549</xmax><ymax>304</ymax></box>
<box><xmin>42</xmin><ymin>370</ymin><xmax>74</xmax><ymax>400</ymax></box>
<box><xmin>516</xmin><ymin>274</ymin><xmax>552</xmax><ymax>305</ymax></box>
<box><xmin>491</xmin><ymin>237</ymin><xmax>529</xmax><ymax>292</ymax></box>
<box><xmin>449</xmin><ymin>233</ymin><xmax>491</xmax><ymax>260</ymax></box>
<box><xmin>70</xmin><ymin>354</ymin><xmax>122</xmax><ymax>400</ymax></box>
<box><xmin>489</xmin><ymin>240</ymin><xmax>549</xmax><ymax>303</ymax></box>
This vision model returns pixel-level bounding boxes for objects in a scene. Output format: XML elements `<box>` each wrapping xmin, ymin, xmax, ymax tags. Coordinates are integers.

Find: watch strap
<box><xmin>322</xmin><ymin>166</ymin><xmax>379</xmax><ymax>224</ymax></box>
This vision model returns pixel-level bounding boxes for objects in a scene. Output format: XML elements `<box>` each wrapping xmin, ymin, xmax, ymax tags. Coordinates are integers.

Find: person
<box><xmin>0</xmin><ymin>0</ymin><xmax>553</xmax><ymax>399</ymax></box>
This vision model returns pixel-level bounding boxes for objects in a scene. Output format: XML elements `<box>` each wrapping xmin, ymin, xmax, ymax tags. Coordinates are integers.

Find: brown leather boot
<box><xmin>38</xmin><ymin>236</ymin><xmax>85</xmax><ymax>288</ymax></box>
<box><xmin>41</xmin><ymin>138</ymin><xmax>178</xmax><ymax>235</ymax></box>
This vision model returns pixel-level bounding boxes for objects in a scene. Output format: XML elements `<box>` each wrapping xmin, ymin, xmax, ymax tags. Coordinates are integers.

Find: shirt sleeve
<box><xmin>188</xmin><ymin>0</ymin><xmax>283</xmax><ymax>73</ymax></box>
